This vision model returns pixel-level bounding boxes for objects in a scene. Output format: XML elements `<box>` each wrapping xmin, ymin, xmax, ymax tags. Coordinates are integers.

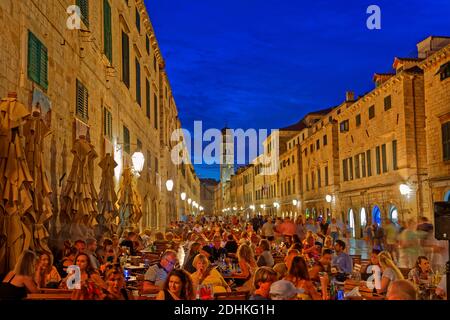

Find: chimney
<box><xmin>345</xmin><ymin>91</ymin><xmax>354</xmax><ymax>102</ymax></box>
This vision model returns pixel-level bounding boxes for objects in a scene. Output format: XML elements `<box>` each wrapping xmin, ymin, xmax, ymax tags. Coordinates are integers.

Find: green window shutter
<box><xmin>123</xmin><ymin>125</ymin><xmax>130</xmax><ymax>154</ymax></box>
<box><xmin>28</xmin><ymin>32</ymin><xmax>40</xmax><ymax>85</ymax></box>
<box><xmin>122</xmin><ymin>31</ymin><xmax>130</xmax><ymax>88</ymax></box>
<box><xmin>136</xmin><ymin>58</ymin><xmax>141</xmax><ymax>106</ymax></box>
<box><xmin>28</xmin><ymin>31</ymin><xmax>48</xmax><ymax>89</ymax></box>
<box><xmin>76</xmin><ymin>79</ymin><xmax>88</xmax><ymax>121</ymax></box>
<box><xmin>153</xmin><ymin>93</ymin><xmax>158</xmax><ymax>129</ymax></box>
<box><xmin>146</xmin><ymin>79</ymin><xmax>150</xmax><ymax>118</ymax></box>
<box><xmin>76</xmin><ymin>0</ymin><xmax>89</xmax><ymax>28</ymax></box>
<box><xmin>103</xmin><ymin>0</ymin><xmax>112</xmax><ymax>63</ymax></box>
<box><xmin>392</xmin><ymin>140</ymin><xmax>398</xmax><ymax>170</ymax></box>
<box><xmin>40</xmin><ymin>45</ymin><xmax>48</xmax><ymax>89</ymax></box>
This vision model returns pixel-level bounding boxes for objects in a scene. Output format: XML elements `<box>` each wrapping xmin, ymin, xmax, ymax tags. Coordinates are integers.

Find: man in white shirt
<box><xmin>261</xmin><ymin>217</ymin><xmax>275</xmax><ymax>241</ymax></box>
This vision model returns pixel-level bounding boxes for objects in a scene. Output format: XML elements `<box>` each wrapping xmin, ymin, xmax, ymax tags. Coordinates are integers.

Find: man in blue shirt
<box><xmin>332</xmin><ymin>240</ymin><xmax>353</xmax><ymax>274</ymax></box>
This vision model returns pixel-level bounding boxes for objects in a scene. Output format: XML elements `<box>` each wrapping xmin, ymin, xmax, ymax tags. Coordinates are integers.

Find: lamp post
<box><xmin>131</xmin><ymin>151</ymin><xmax>145</xmax><ymax>176</ymax></box>
<box><xmin>326</xmin><ymin>194</ymin><xmax>332</xmax><ymax>219</ymax></box>
<box><xmin>399</xmin><ymin>183</ymin><xmax>411</xmax><ymax>221</ymax></box>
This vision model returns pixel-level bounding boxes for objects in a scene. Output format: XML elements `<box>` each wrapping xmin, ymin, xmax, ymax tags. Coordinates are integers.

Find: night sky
<box><xmin>144</xmin><ymin>0</ymin><xmax>450</xmax><ymax>180</ymax></box>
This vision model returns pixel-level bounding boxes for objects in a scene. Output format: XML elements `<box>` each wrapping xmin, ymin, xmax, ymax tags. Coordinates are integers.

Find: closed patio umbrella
<box><xmin>116</xmin><ymin>167</ymin><xmax>142</xmax><ymax>236</ymax></box>
<box><xmin>96</xmin><ymin>153</ymin><xmax>118</xmax><ymax>238</ymax></box>
<box><xmin>23</xmin><ymin>106</ymin><xmax>52</xmax><ymax>254</ymax></box>
<box><xmin>0</xmin><ymin>93</ymin><xmax>34</xmax><ymax>274</ymax></box>
<box><xmin>59</xmin><ymin>135</ymin><xmax>98</xmax><ymax>241</ymax></box>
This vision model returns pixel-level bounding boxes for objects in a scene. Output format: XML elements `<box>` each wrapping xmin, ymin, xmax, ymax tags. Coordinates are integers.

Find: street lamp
<box><xmin>326</xmin><ymin>194</ymin><xmax>332</xmax><ymax>219</ymax></box>
<box><xmin>131</xmin><ymin>151</ymin><xmax>145</xmax><ymax>175</ymax></box>
<box><xmin>399</xmin><ymin>184</ymin><xmax>411</xmax><ymax>196</ymax></box>
<box><xmin>292</xmin><ymin>199</ymin><xmax>298</xmax><ymax>206</ymax></box>
<box><xmin>166</xmin><ymin>179</ymin><xmax>174</xmax><ymax>191</ymax></box>
<box><xmin>260</xmin><ymin>204</ymin><xmax>265</xmax><ymax>209</ymax></box>
<box><xmin>250</xmin><ymin>205</ymin><xmax>255</xmax><ymax>210</ymax></box>
<box><xmin>199</xmin><ymin>206</ymin><xmax>204</xmax><ymax>211</ymax></box>
<box><xmin>180</xmin><ymin>192</ymin><xmax>186</xmax><ymax>201</ymax></box>
<box><xmin>273</xmin><ymin>202</ymin><xmax>280</xmax><ymax>209</ymax></box>
<box><xmin>188</xmin><ymin>198</ymin><xmax>192</xmax><ymax>204</ymax></box>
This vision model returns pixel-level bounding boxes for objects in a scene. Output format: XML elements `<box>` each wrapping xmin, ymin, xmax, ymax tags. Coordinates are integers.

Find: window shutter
<box><xmin>146</xmin><ymin>79</ymin><xmax>150</xmax><ymax>118</ymax></box>
<box><xmin>28</xmin><ymin>32</ymin><xmax>40</xmax><ymax>85</ymax></box>
<box><xmin>122</xmin><ymin>31</ymin><xmax>130</xmax><ymax>87</ymax></box>
<box><xmin>76</xmin><ymin>80</ymin><xmax>88</xmax><ymax>121</ymax></box>
<box><xmin>40</xmin><ymin>45</ymin><xmax>48</xmax><ymax>89</ymax></box>
<box><xmin>136</xmin><ymin>58</ymin><xmax>141</xmax><ymax>106</ymax></box>
<box><xmin>76</xmin><ymin>0</ymin><xmax>89</xmax><ymax>27</ymax></box>
<box><xmin>103</xmin><ymin>0</ymin><xmax>112</xmax><ymax>63</ymax></box>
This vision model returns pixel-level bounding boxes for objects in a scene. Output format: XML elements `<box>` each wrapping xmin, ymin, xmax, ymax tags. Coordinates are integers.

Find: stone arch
<box><xmin>372</xmin><ymin>205</ymin><xmax>382</xmax><ymax>226</ymax></box>
<box><xmin>445</xmin><ymin>190</ymin><xmax>450</xmax><ymax>202</ymax></box>
<box><xmin>348</xmin><ymin>208</ymin><xmax>356</xmax><ymax>238</ymax></box>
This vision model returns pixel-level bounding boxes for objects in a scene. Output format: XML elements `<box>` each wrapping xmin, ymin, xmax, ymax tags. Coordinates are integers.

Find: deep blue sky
<box><xmin>144</xmin><ymin>0</ymin><xmax>450</xmax><ymax>180</ymax></box>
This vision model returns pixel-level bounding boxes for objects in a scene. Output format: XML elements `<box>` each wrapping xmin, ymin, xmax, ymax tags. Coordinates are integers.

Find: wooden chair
<box><xmin>399</xmin><ymin>268</ymin><xmax>410</xmax><ymax>278</ymax></box>
<box><xmin>350</xmin><ymin>254</ymin><xmax>362</xmax><ymax>266</ymax></box>
<box><xmin>214</xmin><ymin>290</ymin><xmax>250</xmax><ymax>300</ymax></box>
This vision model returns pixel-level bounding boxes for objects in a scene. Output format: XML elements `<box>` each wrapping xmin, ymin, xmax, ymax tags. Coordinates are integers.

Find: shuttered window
<box><xmin>382</xmin><ymin>143</ymin><xmax>388</xmax><ymax>173</ymax></box>
<box><xmin>384</xmin><ymin>95</ymin><xmax>392</xmax><ymax>111</ymax></box>
<box><xmin>369</xmin><ymin>105</ymin><xmax>375</xmax><ymax>119</ymax></box>
<box><xmin>76</xmin><ymin>0</ymin><xmax>89</xmax><ymax>27</ymax></box>
<box><xmin>27</xmin><ymin>31</ymin><xmax>48</xmax><ymax>90</ymax></box>
<box><xmin>343</xmin><ymin>159</ymin><xmax>348</xmax><ymax>182</ymax></box>
<box><xmin>76</xmin><ymin>79</ymin><xmax>88</xmax><ymax>121</ymax></box>
<box><xmin>355</xmin><ymin>154</ymin><xmax>360</xmax><ymax>179</ymax></box>
<box><xmin>135</xmin><ymin>8</ymin><xmax>141</xmax><ymax>33</ymax></box>
<box><xmin>376</xmin><ymin>146</ymin><xmax>381</xmax><ymax>174</ymax></box>
<box><xmin>361</xmin><ymin>152</ymin><xmax>366</xmax><ymax>177</ymax></box>
<box><xmin>324</xmin><ymin>166</ymin><xmax>329</xmax><ymax>186</ymax></box>
<box><xmin>349</xmin><ymin>157</ymin><xmax>354</xmax><ymax>180</ymax></box>
<box><xmin>154</xmin><ymin>93</ymin><xmax>158</xmax><ymax>129</ymax></box>
<box><xmin>367</xmin><ymin>150</ymin><xmax>372</xmax><ymax>177</ymax></box>
<box><xmin>443</xmin><ymin>122</ymin><xmax>450</xmax><ymax>161</ymax></box>
<box><xmin>392</xmin><ymin>140</ymin><xmax>398</xmax><ymax>170</ymax></box>
<box><xmin>135</xmin><ymin>58</ymin><xmax>141</xmax><ymax>106</ymax></box>
<box><xmin>123</xmin><ymin>125</ymin><xmax>130</xmax><ymax>154</ymax></box>
<box><xmin>317</xmin><ymin>168</ymin><xmax>321</xmax><ymax>188</ymax></box>
<box><xmin>103</xmin><ymin>0</ymin><xmax>112</xmax><ymax>63</ymax></box>
<box><xmin>103</xmin><ymin>107</ymin><xmax>112</xmax><ymax>140</ymax></box>
<box><xmin>122</xmin><ymin>31</ymin><xmax>130</xmax><ymax>88</ymax></box>
<box><xmin>146</xmin><ymin>78</ymin><xmax>151</xmax><ymax>119</ymax></box>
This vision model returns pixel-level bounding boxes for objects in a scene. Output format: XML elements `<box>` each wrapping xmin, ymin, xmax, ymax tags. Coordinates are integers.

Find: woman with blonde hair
<box><xmin>232</xmin><ymin>243</ymin><xmax>257</xmax><ymax>289</ymax></box>
<box><xmin>190</xmin><ymin>254</ymin><xmax>230</xmax><ymax>294</ymax></box>
<box><xmin>0</xmin><ymin>250</ymin><xmax>40</xmax><ymax>300</ymax></box>
<box><xmin>377</xmin><ymin>251</ymin><xmax>404</xmax><ymax>294</ymax></box>
<box><xmin>35</xmin><ymin>252</ymin><xmax>61</xmax><ymax>288</ymax></box>
<box><xmin>323</xmin><ymin>236</ymin><xmax>333</xmax><ymax>251</ymax></box>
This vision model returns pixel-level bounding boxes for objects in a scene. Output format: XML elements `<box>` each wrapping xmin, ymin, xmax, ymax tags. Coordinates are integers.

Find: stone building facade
<box><xmin>0</xmin><ymin>0</ymin><xmax>200</xmax><ymax>233</ymax></box>
<box><xmin>214</xmin><ymin>36</ymin><xmax>450</xmax><ymax>239</ymax></box>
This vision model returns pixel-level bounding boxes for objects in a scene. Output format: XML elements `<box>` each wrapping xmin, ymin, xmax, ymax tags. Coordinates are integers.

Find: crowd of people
<box><xmin>0</xmin><ymin>213</ymin><xmax>447</xmax><ymax>300</ymax></box>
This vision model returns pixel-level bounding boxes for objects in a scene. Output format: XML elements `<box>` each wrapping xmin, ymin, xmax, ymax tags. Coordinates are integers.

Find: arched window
<box><xmin>360</xmin><ymin>208</ymin><xmax>367</xmax><ymax>227</ymax></box>
<box><xmin>348</xmin><ymin>209</ymin><xmax>356</xmax><ymax>238</ymax></box>
<box><xmin>389</xmin><ymin>206</ymin><xmax>399</xmax><ymax>225</ymax></box>
<box><xmin>372</xmin><ymin>205</ymin><xmax>382</xmax><ymax>226</ymax></box>
<box><xmin>445</xmin><ymin>190</ymin><xmax>450</xmax><ymax>202</ymax></box>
